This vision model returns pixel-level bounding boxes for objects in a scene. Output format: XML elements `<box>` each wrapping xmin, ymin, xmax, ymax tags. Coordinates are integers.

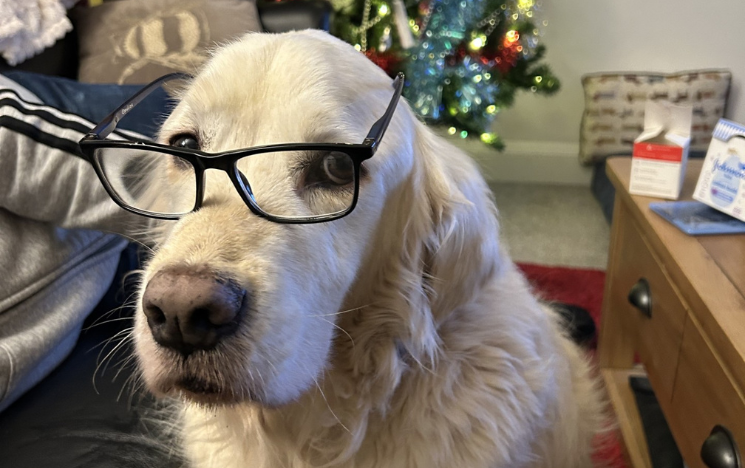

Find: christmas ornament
<box><xmin>331</xmin><ymin>0</ymin><xmax>560</xmax><ymax>149</ymax></box>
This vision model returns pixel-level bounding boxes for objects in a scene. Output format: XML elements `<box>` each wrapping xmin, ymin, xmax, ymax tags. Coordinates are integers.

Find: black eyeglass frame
<box><xmin>79</xmin><ymin>72</ymin><xmax>405</xmax><ymax>224</ymax></box>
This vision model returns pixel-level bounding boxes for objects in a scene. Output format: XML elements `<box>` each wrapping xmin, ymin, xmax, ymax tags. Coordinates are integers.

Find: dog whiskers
<box><xmin>256</xmin><ymin>368</ymin><xmax>266</xmax><ymax>390</ymax></box>
<box><xmin>84</xmin><ymin>315</ymin><xmax>135</xmax><ymax>330</ymax></box>
<box><xmin>118</xmin><ymin>365</ymin><xmax>142</xmax><ymax>403</ymax></box>
<box><xmin>92</xmin><ymin>328</ymin><xmax>135</xmax><ymax>394</ymax></box>
<box><xmin>112</xmin><ymin>353</ymin><xmax>138</xmax><ymax>383</ymax></box>
<box><xmin>312</xmin><ymin>374</ymin><xmax>350</xmax><ymax>435</ymax></box>
<box><xmin>316</xmin><ymin>317</ymin><xmax>355</xmax><ymax>348</ymax></box>
<box><xmin>265</xmin><ymin>359</ymin><xmax>281</xmax><ymax>386</ymax></box>
<box><xmin>308</xmin><ymin>303</ymin><xmax>372</xmax><ymax>318</ymax></box>
<box><xmin>89</xmin><ymin>326</ymin><xmax>134</xmax><ymax>353</ymax></box>
<box><xmin>111</xmin><ymin>232</ymin><xmax>156</xmax><ymax>255</ymax></box>
<box><xmin>95</xmin><ymin>339</ymin><xmax>133</xmax><ymax>390</ymax></box>
<box><xmin>83</xmin><ymin>293</ymin><xmax>139</xmax><ymax>330</ymax></box>
<box><xmin>127</xmin><ymin>376</ymin><xmax>148</xmax><ymax>410</ymax></box>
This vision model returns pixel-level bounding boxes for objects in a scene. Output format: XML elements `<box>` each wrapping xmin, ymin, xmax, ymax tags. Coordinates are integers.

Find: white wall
<box><xmin>491</xmin><ymin>0</ymin><xmax>745</xmax><ymax>146</ymax></box>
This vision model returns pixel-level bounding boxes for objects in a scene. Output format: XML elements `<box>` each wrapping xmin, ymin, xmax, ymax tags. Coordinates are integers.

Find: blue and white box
<box><xmin>693</xmin><ymin>119</ymin><xmax>745</xmax><ymax>222</ymax></box>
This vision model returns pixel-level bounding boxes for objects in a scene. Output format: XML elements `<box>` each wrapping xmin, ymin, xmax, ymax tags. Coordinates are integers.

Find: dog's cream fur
<box><xmin>133</xmin><ymin>30</ymin><xmax>603</xmax><ymax>468</ymax></box>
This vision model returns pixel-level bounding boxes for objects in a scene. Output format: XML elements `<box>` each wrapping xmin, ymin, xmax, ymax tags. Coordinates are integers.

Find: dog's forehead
<box><xmin>167</xmin><ymin>31</ymin><xmax>397</xmax><ymax>147</ymax></box>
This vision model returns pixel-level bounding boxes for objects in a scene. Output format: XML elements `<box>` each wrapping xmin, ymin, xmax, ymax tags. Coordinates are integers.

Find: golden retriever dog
<box><xmin>130</xmin><ymin>30</ymin><xmax>602</xmax><ymax>468</ymax></box>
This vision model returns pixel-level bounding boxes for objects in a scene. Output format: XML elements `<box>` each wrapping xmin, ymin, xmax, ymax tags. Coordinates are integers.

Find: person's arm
<box><xmin>0</xmin><ymin>81</ymin><xmax>153</xmax><ymax>238</ymax></box>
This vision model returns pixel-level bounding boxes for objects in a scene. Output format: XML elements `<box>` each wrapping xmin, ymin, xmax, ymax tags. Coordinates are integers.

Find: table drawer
<box><xmin>669</xmin><ymin>317</ymin><xmax>745</xmax><ymax>468</ymax></box>
<box><xmin>611</xmin><ymin>216</ymin><xmax>688</xmax><ymax>403</ymax></box>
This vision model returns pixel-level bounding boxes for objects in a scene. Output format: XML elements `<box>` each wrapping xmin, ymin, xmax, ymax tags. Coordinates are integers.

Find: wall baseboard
<box><xmin>438</xmin><ymin>132</ymin><xmax>593</xmax><ymax>186</ymax></box>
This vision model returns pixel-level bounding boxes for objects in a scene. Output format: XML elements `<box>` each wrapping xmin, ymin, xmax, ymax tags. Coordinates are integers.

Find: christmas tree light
<box><xmin>331</xmin><ymin>0</ymin><xmax>560</xmax><ymax>149</ymax></box>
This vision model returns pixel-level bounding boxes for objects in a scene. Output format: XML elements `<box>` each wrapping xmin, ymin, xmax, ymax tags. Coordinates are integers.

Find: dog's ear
<box><xmin>374</xmin><ymin>124</ymin><xmax>502</xmax><ymax>365</ymax></box>
<box><xmin>411</xmin><ymin>125</ymin><xmax>502</xmax><ymax>323</ymax></box>
<box><xmin>337</xmin><ymin>123</ymin><xmax>502</xmax><ymax>410</ymax></box>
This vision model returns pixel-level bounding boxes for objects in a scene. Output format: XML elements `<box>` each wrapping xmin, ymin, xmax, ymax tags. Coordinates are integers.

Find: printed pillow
<box><xmin>73</xmin><ymin>0</ymin><xmax>262</xmax><ymax>85</ymax></box>
<box><xmin>579</xmin><ymin>70</ymin><xmax>731</xmax><ymax>165</ymax></box>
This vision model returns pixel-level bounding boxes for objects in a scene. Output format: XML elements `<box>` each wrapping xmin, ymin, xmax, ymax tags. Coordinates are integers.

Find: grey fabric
<box><xmin>0</xmin><ymin>76</ymin><xmax>150</xmax><ymax>411</ymax></box>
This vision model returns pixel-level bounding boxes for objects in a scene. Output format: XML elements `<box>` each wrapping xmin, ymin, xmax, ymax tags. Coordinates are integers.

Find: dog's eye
<box><xmin>322</xmin><ymin>152</ymin><xmax>354</xmax><ymax>185</ymax></box>
<box><xmin>170</xmin><ymin>134</ymin><xmax>200</xmax><ymax>151</ymax></box>
<box><xmin>304</xmin><ymin>151</ymin><xmax>355</xmax><ymax>188</ymax></box>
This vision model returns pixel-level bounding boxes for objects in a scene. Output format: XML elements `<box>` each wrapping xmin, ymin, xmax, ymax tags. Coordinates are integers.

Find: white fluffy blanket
<box><xmin>0</xmin><ymin>0</ymin><xmax>78</xmax><ymax>66</ymax></box>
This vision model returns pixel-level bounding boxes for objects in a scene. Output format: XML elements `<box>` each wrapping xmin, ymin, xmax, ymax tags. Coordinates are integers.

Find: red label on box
<box><xmin>633</xmin><ymin>142</ymin><xmax>683</xmax><ymax>162</ymax></box>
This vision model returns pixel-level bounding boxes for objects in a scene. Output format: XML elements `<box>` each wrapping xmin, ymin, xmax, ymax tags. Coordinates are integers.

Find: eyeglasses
<box><xmin>79</xmin><ymin>72</ymin><xmax>404</xmax><ymax>224</ymax></box>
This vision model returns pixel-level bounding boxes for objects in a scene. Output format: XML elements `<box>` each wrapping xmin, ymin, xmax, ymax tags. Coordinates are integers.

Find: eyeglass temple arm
<box><xmin>87</xmin><ymin>72</ymin><xmax>192</xmax><ymax>140</ymax></box>
<box><xmin>363</xmin><ymin>73</ymin><xmax>404</xmax><ymax>152</ymax></box>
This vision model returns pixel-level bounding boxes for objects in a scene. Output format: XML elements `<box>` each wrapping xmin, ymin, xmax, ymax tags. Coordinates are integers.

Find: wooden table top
<box><xmin>607</xmin><ymin>157</ymin><xmax>745</xmax><ymax>390</ymax></box>
<box><xmin>608</xmin><ymin>158</ymin><xmax>745</xmax><ymax>297</ymax></box>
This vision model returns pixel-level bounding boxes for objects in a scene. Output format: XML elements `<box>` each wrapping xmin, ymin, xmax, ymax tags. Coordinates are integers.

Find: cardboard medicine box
<box><xmin>693</xmin><ymin>119</ymin><xmax>745</xmax><ymax>222</ymax></box>
<box><xmin>629</xmin><ymin>101</ymin><xmax>692</xmax><ymax>199</ymax></box>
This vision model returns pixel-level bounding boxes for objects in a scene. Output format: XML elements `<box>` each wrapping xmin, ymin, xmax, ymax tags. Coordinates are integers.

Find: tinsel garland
<box><xmin>331</xmin><ymin>0</ymin><xmax>560</xmax><ymax>149</ymax></box>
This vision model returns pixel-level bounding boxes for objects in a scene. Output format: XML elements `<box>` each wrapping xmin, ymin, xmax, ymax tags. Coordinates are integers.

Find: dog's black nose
<box><xmin>142</xmin><ymin>267</ymin><xmax>246</xmax><ymax>355</ymax></box>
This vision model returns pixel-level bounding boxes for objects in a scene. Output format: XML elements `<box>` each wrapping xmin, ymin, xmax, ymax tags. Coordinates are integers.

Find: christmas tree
<box><xmin>331</xmin><ymin>0</ymin><xmax>559</xmax><ymax>149</ymax></box>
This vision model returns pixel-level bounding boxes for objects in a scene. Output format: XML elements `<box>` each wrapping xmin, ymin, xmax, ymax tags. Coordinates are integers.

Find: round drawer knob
<box><xmin>701</xmin><ymin>425</ymin><xmax>742</xmax><ymax>468</ymax></box>
<box><xmin>627</xmin><ymin>278</ymin><xmax>652</xmax><ymax>318</ymax></box>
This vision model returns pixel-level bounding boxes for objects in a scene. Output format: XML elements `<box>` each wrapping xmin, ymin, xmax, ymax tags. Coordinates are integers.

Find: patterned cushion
<box><xmin>73</xmin><ymin>0</ymin><xmax>262</xmax><ymax>85</ymax></box>
<box><xmin>579</xmin><ymin>70</ymin><xmax>731</xmax><ymax>165</ymax></box>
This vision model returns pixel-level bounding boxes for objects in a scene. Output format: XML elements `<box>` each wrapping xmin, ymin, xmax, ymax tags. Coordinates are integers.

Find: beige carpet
<box><xmin>488</xmin><ymin>183</ymin><xmax>611</xmax><ymax>269</ymax></box>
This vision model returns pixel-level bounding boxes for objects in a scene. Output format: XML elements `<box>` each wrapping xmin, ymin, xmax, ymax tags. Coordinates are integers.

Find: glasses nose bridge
<box><xmin>200</xmin><ymin>165</ymin><xmax>248</xmax><ymax>206</ymax></box>
<box><xmin>196</xmin><ymin>154</ymin><xmax>234</xmax><ymax>172</ymax></box>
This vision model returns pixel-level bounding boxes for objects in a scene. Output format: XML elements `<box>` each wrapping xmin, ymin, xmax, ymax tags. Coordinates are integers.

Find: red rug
<box><xmin>516</xmin><ymin>262</ymin><xmax>606</xmax><ymax>328</ymax></box>
<box><xmin>516</xmin><ymin>262</ymin><xmax>628</xmax><ymax>468</ymax></box>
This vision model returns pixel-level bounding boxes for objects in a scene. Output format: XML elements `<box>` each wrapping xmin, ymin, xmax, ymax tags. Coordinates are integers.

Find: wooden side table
<box><xmin>600</xmin><ymin>157</ymin><xmax>745</xmax><ymax>468</ymax></box>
